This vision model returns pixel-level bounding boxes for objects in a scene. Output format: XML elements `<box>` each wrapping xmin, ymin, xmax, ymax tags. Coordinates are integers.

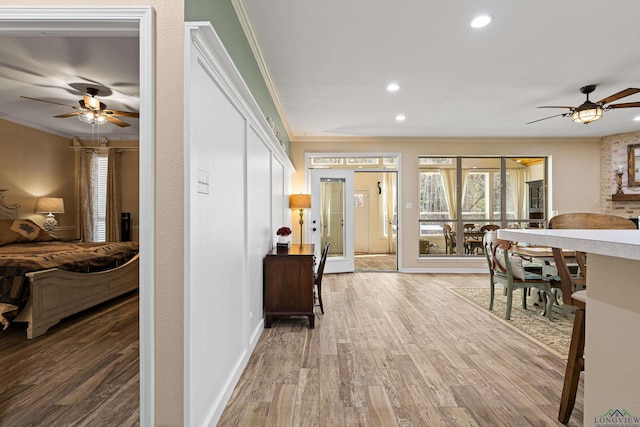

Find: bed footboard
<box><xmin>18</xmin><ymin>254</ymin><xmax>139</xmax><ymax>339</ymax></box>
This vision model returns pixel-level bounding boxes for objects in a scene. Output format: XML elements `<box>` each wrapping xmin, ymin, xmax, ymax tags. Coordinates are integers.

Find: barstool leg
<box><xmin>558</xmin><ymin>307</ymin><xmax>585</xmax><ymax>424</ymax></box>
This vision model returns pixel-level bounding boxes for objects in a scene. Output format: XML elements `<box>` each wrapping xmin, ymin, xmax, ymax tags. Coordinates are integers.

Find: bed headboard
<box><xmin>0</xmin><ymin>190</ymin><xmax>20</xmax><ymax>220</ymax></box>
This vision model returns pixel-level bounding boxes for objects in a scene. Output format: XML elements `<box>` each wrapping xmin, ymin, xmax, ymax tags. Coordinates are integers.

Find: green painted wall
<box><xmin>185</xmin><ymin>0</ymin><xmax>291</xmax><ymax>154</ymax></box>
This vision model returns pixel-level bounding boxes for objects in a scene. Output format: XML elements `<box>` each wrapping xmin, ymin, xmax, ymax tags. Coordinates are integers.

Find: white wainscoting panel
<box><xmin>185</xmin><ymin>23</ymin><xmax>294</xmax><ymax>426</ymax></box>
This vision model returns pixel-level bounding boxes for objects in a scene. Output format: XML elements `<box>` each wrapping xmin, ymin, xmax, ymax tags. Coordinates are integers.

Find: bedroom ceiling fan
<box><xmin>527</xmin><ymin>85</ymin><xmax>640</xmax><ymax>125</ymax></box>
<box><xmin>20</xmin><ymin>86</ymin><xmax>139</xmax><ymax>127</ymax></box>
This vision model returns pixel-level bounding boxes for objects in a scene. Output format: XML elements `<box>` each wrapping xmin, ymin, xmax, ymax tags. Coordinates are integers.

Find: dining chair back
<box><xmin>486</xmin><ymin>238</ymin><xmax>561</xmax><ymax>321</ymax></box>
<box><xmin>547</xmin><ymin>212</ymin><xmax>635</xmax><ymax>424</ymax></box>
<box><xmin>443</xmin><ymin>224</ymin><xmax>456</xmax><ymax>254</ymax></box>
<box><xmin>314</xmin><ymin>242</ymin><xmax>330</xmax><ymax>314</ymax></box>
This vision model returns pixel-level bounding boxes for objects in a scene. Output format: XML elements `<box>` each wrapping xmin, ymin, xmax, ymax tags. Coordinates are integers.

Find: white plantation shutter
<box><xmin>96</xmin><ymin>154</ymin><xmax>108</xmax><ymax>242</ymax></box>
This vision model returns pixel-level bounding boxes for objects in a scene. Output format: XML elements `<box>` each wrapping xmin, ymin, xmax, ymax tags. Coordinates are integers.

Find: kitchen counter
<box><xmin>498</xmin><ymin>228</ymin><xmax>640</xmax><ymax>426</ymax></box>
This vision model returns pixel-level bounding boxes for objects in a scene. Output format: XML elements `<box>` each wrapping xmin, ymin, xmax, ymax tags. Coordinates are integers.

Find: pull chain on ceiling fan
<box><xmin>527</xmin><ymin>85</ymin><xmax>640</xmax><ymax>125</ymax></box>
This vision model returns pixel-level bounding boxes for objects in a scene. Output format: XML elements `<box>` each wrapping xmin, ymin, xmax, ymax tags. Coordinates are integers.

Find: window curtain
<box><xmin>106</xmin><ymin>149</ymin><xmax>122</xmax><ymax>242</ymax></box>
<box><xmin>440</xmin><ymin>168</ymin><xmax>469</xmax><ymax>220</ymax></box>
<box><xmin>384</xmin><ymin>173</ymin><xmax>397</xmax><ymax>254</ymax></box>
<box><xmin>77</xmin><ymin>149</ymin><xmax>98</xmax><ymax>242</ymax></box>
<box><xmin>440</xmin><ymin>169</ymin><xmax>457</xmax><ymax>219</ymax></box>
<box><xmin>509</xmin><ymin>168</ymin><xmax>526</xmax><ymax>220</ymax></box>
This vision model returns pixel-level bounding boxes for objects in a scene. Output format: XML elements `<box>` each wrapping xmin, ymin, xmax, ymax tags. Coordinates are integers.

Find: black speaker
<box><xmin>121</xmin><ymin>212</ymin><xmax>131</xmax><ymax>241</ymax></box>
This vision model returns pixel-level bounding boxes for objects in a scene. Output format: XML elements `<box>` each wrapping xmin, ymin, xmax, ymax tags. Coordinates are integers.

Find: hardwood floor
<box><xmin>354</xmin><ymin>254</ymin><xmax>397</xmax><ymax>271</ymax></box>
<box><xmin>220</xmin><ymin>273</ymin><xmax>583</xmax><ymax>426</ymax></box>
<box><xmin>0</xmin><ymin>274</ymin><xmax>584</xmax><ymax>426</ymax></box>
<box><xmin>0</xmin><ymin>291</ymin><xmax>139</xmax><ymax>426</ymax></box>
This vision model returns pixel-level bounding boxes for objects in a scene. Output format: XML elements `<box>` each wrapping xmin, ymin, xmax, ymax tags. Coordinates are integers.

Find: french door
<box><xmin>310</xmin><ymin>169</ymin><xmax>354</xmax><ymax>273</ymax></box>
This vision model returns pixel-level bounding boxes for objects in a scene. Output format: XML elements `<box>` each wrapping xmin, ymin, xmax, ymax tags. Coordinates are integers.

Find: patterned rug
<box><xmin>449</xmin><ymin>287</ymin><xmax>573</xmax><ymax>359</ymax></box>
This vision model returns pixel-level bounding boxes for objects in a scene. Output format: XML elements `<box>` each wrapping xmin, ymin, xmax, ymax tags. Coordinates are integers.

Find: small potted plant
<box><xmin>276</xmin><ymin>227</ymin><xmax>291</xmax><ymax>252</ymax></box>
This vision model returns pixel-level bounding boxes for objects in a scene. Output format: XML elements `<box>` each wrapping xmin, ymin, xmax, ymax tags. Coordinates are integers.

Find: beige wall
<box><xmin>0</xmin><ymin>118</ymin><xmax>76</xmax><ymax>237</ymax></box>
<box><xmin>291</xmin><ymin>136</ymin><xmax>602</xmax><ymax>270</ymax></box>
<box><xmin>0</xmin><ymin>1</ymin><xmax>186</xmax><ymax>424</ymax></box>
<box><xmin>0</xmin><ymin>119</ymin><xmax>141</xmax><ymax>241</ymax></box>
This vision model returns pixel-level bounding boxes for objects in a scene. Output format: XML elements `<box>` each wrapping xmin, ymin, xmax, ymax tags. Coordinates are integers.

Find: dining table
<box><xmin>499</xmin><ymin>228</ymin><xmax>640</xmax><ymax>426</ymax></box>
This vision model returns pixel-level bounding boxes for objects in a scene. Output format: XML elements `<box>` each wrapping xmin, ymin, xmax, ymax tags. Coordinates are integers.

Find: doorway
<box><xmin>354</xmin><ymin>171</ymin><xmax>397</xmax><ymax>271</ymax></box>
<box><xmin>0</xmin><ymin>8</ymin><xmax>154</xmax><ymax>424</ymax></box>
<box><xmin>306</xmin><ymin>154</ymin><xmax>400</xmax><ymax>273</ymax></box>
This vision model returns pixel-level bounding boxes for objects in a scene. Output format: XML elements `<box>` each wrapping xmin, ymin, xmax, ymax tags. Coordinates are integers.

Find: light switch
<box><xmin>405</xmin><ymin>202</ymin><xmax>412</xmax><ymax>209</ymax></box>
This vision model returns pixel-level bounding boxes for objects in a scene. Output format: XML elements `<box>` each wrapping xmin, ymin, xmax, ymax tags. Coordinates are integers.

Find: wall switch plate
<box><xmin>405</xmin><ymin>202</ymin><xmax>412</xmax><ymax>209</ymax></box>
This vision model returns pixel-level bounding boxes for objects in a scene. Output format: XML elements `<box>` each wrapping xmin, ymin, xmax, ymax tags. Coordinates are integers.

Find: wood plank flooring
<box><xmin>0</xmin><ymin>291</ymin><xmax>139</xmax><ymax>426</ymax></box>
<box><xmin>0</xmin><ymin>273</ymin><xmax>584</xmax><ymax>426</ymax></box>
<box><xmin>220</xmin><ymin>273</ymin><xmax>583</xmax><ymax>426</ymax></box>
<box><xmin>354</xmin><ymin>254</ymin><xmax>397</xmax><ymax>271</ymax></box>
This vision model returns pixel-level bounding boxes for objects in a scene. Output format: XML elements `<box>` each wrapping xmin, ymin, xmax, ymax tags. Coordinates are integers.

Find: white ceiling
<box><xmin>1</xmin><ymin>2</ymin><xmax>639</xmax><ymax>142</ymax></box>
<box><xmin>241</xmin><ymin>0</ymin><xmax>640</xmax><ymax>139</ymax></box>
<box><xmin>0</xmin><ymin>36</ymin><xmax>139</xmax><ymax>140</ymax></box>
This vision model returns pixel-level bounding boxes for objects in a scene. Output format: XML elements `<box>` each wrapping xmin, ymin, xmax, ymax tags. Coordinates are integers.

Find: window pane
<box><xmin>419</xmin><ymin>171</ymin><xmax>449</xmax><ymax>220</ymax></box>
<box><xmin>462</xmin><ymin>172</ymin><xmax>487</xmax><ymax>220</ymax></box>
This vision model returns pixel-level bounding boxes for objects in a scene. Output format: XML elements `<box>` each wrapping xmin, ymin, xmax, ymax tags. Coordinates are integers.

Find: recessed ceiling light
<box><xmin>395</xmin><ymin>114</ymin><xmax>406</xmax><ymax>121</ymax></box>
<box><xmin>634</xmin><ymin>116</ymin><xmax>640</xmax><ymax>122</ymax></box>
<box><xmin>387</xmin><ymin>82</ymin><xmax>400</xmax><ymax>92</ymax></box>
<box><xmin>471</xmin><ymin>14</ymin><xmax>492</xmax><ymax>28</ymax></box>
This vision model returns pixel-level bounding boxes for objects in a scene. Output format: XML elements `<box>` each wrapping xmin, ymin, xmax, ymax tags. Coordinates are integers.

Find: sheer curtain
<box><xmin>106</xmin><ymin>149</ymin><xmax>122</xmax><ymax>242</ymax></box>
<box><xmin>440</xmin><ymin>169</ymin><xmax>457</xmax><ymax>219</ymax></box>
<box><xmin>509</xmin><ymin>168</ymin><xmax>526</xmax><ymax>220</ymax></box>
<box><xmin>384</xmin><ymin>172</ymin><xmax>397</xmax><ymax>253</ymax></box>
<box><xmin>77</xmin><ymin>149</ymin><xmax>98</xmax><ymax>242</ymax></box>
<box><xmin>440</xmin><ymin>168</ymin><xmax>469</xmax><ymax>220</ymax></box>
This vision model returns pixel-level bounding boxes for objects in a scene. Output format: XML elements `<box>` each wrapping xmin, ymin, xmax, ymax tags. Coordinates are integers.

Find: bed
<box><xmin>0</xmin><ymin>190</ymin><xmax>139</xmax><ymax>339</ymax></box>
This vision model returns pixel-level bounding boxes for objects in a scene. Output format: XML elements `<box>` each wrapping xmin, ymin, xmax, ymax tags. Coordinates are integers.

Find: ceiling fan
<box><xmin>527</xmin><ymin>85</ymin><xmax>640</xmax><ymax>125</ymax></box>
<box><xmin>20</xmin><ymin>86</ymin><xmax>139</xmax><ymax>127</ymax></box>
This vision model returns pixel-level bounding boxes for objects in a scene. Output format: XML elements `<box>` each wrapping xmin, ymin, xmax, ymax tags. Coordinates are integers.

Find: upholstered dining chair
<box><xmin>314</xmin><ymin>242</ymin><xmax>330</xmax><ymax>314</ymax></box>
<box><xmin>486</xmin><ymin>238</ymin><xmax>561</xmax><ymax>321</ymax></box>
<box><xmin>548</xmin><ymin>213</ymin><xmax>636</xmax><ymax>424</ymax></box>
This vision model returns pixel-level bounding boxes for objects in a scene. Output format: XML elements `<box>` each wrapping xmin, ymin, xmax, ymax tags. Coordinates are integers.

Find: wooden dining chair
<box><xmin>314</xmin><ymin>242</ymin><xmax>330</xmax><ymax>314</ymax></box>
<box><xmin>469</xmin><ymin>224</ymin><xmax>500</xmax><ymax>254</ymax></box>
<box><xmin>548</xmin><ymin>212</ymin><xmax>636</xmax><ymax>424</ymax></box>
<box><xmin>486</xmin><ymin>238</ymin><xmax>561</xmax><ymax>321</ymax></box>
<box><xmin>443</xmin><ymin>224</ymin><xmax>456</xmax><ymax>254</ymax></box>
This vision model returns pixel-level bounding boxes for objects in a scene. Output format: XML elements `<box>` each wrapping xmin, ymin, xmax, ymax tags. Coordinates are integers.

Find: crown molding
<box><xmin>231</xmin><ymin>0</ymin><xmax>293</xmax><ymax>140</ymax></box>
<box><xmin>291</xmin><ymin>135</ymin><xmax>604</xmax><ymax>144</ymax></box>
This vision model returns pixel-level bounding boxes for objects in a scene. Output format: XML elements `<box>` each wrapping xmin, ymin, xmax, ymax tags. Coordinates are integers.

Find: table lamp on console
<box><xmin>289</xmin><ymin>194</ymin><xmax>311</xmax><ymax>245</ymax></box>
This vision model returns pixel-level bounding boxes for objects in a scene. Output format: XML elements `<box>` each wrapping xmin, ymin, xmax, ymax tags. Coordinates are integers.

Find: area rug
<box><xmin>449</xmin><ymin>287</ymin><xmax>573</xmax><ymax>359</ymax></box>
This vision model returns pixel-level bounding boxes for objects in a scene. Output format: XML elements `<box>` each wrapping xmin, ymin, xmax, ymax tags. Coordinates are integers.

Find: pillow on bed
<box><xmin>0</xmin><ymin>219</ymin><xmax>55</xmax><ymax>246</ymax></box>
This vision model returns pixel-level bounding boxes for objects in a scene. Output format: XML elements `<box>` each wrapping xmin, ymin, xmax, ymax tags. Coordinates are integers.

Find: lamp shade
<box><xmin>289</xmin><ymin>194</ymin><xmax>311</xmax><ymax>209</ymax></box>
<box><xmin>571</xmin><ymin>101</ymin><xmax>603</xmax><ymax>124</ymax></box>
<box><xmin>35</xmin><ymin>197</ymin><xmax>65</xmax><ymax>214</ymax></box>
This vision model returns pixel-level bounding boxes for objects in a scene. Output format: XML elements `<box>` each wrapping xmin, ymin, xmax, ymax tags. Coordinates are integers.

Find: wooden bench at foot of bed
<box><xmin>16</xmin><ymin>253</ymin><xmax>139</xmax><ymax>339</ymax></box>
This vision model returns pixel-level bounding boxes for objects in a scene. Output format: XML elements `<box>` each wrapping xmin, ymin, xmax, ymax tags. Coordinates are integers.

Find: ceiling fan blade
<box><xmin>103</xmin><ymin>109</ymin><xmax>139</xmax><ymax>118</ymax></box>
<box><xmin>526</xmin><ymin>113</ymin><xmax>568</xmax><ymax>124</ymax></box>
<box><xmin>83</xmin><ymin>94</ymin><xmax>102</xmax><ymax>110</ymax></box>
<box><xmin>104</xmin><ymin>115</ymin><xmax>131</xmax><ymax>127</ymax></box>
<box><xmin>536</xmin><ymin>106</ymin><xmax>575</xmax><ymax>110</ymax></box>
<box><xmin>598</xmin><ymin>88</ymin><xmax>640</xmax><ymax>105</ymax></box>
<box><xmin>54</xmin><ymin>112</ymin><xmax>80</xmax><ymax>118</ymax></box>
<box><xmin>20</xmin><ymin>95</ymin><xmax>80</xmax><ymax>110</ymax></box>
<box><xmin>606</xmin><ymin>102</ymin><xmax>640</xmax><ymax>109</ymax></box>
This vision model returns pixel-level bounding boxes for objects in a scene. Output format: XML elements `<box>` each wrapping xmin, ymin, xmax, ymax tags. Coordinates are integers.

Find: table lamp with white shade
<box><xmin>35</xmin><ymin>197</ymin><xmax>65</xmax><ymax>232</ymax></box>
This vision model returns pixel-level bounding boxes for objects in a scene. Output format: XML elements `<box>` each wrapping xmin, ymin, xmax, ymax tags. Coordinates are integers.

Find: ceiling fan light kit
<box><xmin>571</xmin><ymin>102</ymin><xmax>603</xmax><ymax>124</ymax></box>
<box><xmin>78</xmin><ymin>110</ymin><xmax>108</xmax><ymax>125</ymax></box>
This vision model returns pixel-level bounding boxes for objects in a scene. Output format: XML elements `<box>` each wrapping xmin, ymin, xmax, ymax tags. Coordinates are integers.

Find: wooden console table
<box><xmin>264</xmin><ymin>243</ymin><xmax>315</xmax><ymax>328</ymax></box>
